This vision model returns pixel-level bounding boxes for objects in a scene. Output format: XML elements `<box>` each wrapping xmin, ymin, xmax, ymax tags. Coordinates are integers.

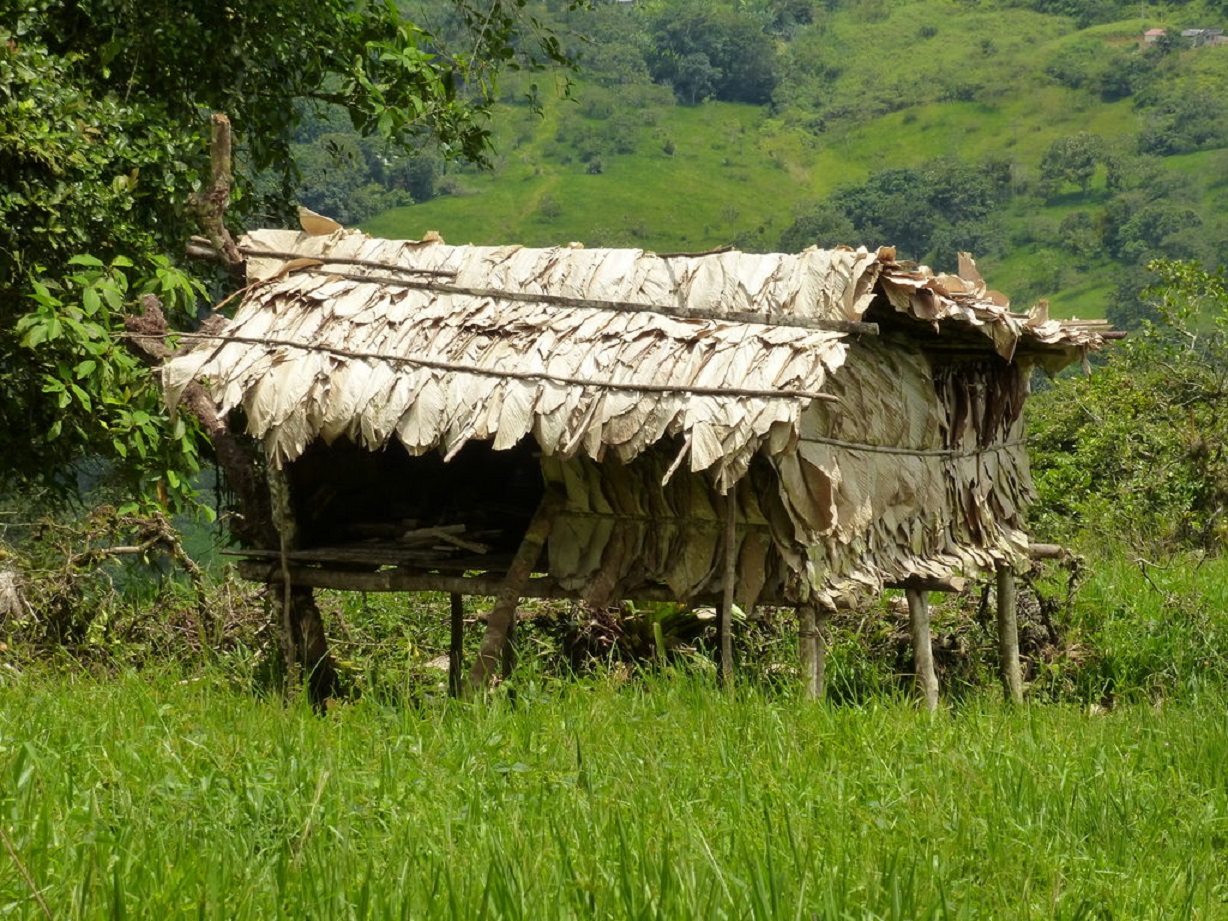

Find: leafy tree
<box><xmin>556</xmin><ymin>1</ymin><xmax>652</xmax><ymax>87</ymax></box>
<box><xmin>780</xmin><ymin>157</ymin><xmax>1011</xmax><ymax>265</ymax></box>
<box><xmin>1</xmin><ymin>0</ymin><xmax>580</xmax><ymax>505</ymax></box>
<box><xmin>1029</xmin><ymin>260</ymin><xmax>1228</xmax><ymax>552</ymax></box>
<box><xmin>828</xmin><ymin>167</ymin><xmax>936</xmax><ymax>258</ymax></box>
<box><xmin>646</xmin><ymin>1</ymin><xmax>778</xmax><ymax>106</ymax></box>
<box><xmin>1001</xmin><ymin>0</ymin><xmax>1135</xmax><ymax>28</ymax></box>
<box><xmin>0</xmin><ymin>36</ymin><xmax>207</xmax><ymax>499</ymax></box>
<box><xmin>1102</xmin><ymin>195</ymin><xmax>1206</xmax><ymax>265</ymax></box>
<box><xmin>1093</xmin><ymin>50</ymin><xmax>1154</xmax><ymax>102</ymax></box>
<box><xmin>1136</xmin><ymin>87</ymin><xmax>1228</xmax><ymax>156</ymax></box>
<box><xmin>1039</xmin><ymin>133</ymin><xmax>1105</xmax><ymax>196</ymax></box>
<box><xmin>778</xmin><ymin>204</ymin><xmax>857</xmax><ymax>252</ymax></box>
<box><xmin>673</xmin><ymin>52</ymin><xmax>723</xmax><ymax>105</ymax></box>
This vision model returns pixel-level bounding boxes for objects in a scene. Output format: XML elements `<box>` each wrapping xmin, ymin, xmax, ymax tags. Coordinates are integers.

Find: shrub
<box><xmin>1028</xmin><ymin>260</ymin><xmax>1228</xmax><ymax>553</ymax></box>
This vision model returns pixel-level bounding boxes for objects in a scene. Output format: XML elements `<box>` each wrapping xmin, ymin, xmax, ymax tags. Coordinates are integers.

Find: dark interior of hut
<box><xmin>281</xmin><ymin>437</ymin><xmax>544</xmax><ymax>572</ymax></box>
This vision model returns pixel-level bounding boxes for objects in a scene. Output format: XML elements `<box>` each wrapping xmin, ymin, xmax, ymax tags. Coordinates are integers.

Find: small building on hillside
<box><xmin>1177</xmin><ymin>27</ymin><xmax>1225</xmax><ymax>46</ymax></box>
<box><xmin>163</xmin><ymin>228</ymin><xmax>1109</xmax><ymax>701</ymax></box>
<box><xmin>1143</xmin><ymin>28</ymin><xmax>1168</xmax><ymax>44</ymax></box>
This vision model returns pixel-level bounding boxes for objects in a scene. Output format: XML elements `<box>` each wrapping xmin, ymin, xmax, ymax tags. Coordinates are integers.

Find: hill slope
<box><xmin>352</xmin><ymin>0</ymin><xmax>1228</xmax><ymax>321</ymax></box>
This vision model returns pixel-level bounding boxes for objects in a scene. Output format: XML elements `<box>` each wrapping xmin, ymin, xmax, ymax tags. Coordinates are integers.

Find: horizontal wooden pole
<box><xmin>197</xmin><ymin>241</ymin><xmax>878</xmax><ymax>337</ymax></box>
<box><xmin>155</xmin><ymin>331</ymin><xmax>840</xmax><ymax>405</ymax></box>
<box><xmin>237</xmin><ymin>560</ymin><xmax>972</xmax><ymax>602</ymax></box>
<box><xmin>892</xmin><ymin>575</ymin><xmax>969</xmax><ymax>594</ymax></box>
<box><xmin>1027</xmin><ymin>543</ymin><xmax>1072</xmax><ymax>561</ymax></box>
<box><xmin>237</xmin><ymin>560</ymin><xmax>736</xmax><ymax>605</ymax></box>
<box><xmin>301</xmin><ymin>269</ymin><xmax>881</xmax><ymax>337</ymax></box>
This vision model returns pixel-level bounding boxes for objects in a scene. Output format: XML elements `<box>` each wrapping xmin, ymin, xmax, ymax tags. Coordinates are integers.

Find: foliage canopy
<box><xmin>0</xmin><ymin>0</ymin><xmax>580</xmax><ymax>507</ymax></box>
<box><xmin>1029</xmin><ymin>260</ymin><xmax>1228</xmax><ymax>552</ymax></box>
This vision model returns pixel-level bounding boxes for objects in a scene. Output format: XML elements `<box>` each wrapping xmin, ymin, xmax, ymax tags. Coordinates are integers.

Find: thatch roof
<box><xmin>163</xmin><ymin>229</ymin><xmax>1102</xmax><ymax>493</ymax></box>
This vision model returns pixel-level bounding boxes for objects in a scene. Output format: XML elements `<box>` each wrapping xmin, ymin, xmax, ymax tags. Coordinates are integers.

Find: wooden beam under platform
<box><xmin>237</xmin><ymin>560</ymin><xmax>739</xmax><ymax>606</ymax></box>
<box><xmin>235</xmin><ymin>560</ymin><xmax>972</xmax><ymax>605</ymax></box>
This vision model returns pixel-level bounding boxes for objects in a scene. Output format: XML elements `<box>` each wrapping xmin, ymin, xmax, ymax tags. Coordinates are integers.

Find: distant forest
<box><xmin>290</xmin><ymin>0</ymin><xmax>1228</xmax><ymax>324</ymax></box>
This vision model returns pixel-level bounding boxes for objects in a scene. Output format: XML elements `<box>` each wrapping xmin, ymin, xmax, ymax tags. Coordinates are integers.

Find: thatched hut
<box><xmin>162</xmin><ymin>227</ymin><xmax>1108</xmax><ymax>702</ymax></box>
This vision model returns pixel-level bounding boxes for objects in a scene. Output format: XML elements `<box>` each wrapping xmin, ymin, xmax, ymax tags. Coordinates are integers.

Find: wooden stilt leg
<box><xmin>907</xmin><ymin>588</ymin><xmax>939</xmax><ymax>712</ymax></box>
<box><xmin>466</xmin><ymin>490</ymin><xmax>562</xmax><ymax>695</ymax></box>
<box><xmin>996</xmin><ymin>565</ymin><xmax>1024</xmax><ymax>704</ymax></box>
<box><xmin>449</xmin><ymin>593</ymin><xmax>464</xmax><ymax>698</ymax></box>
<box><xmin>502</xmin><ymin>607</ymin><xmax>518</xmax><ymax>679</ymax></box>
<box><xmin>268</xmin><ymin>468</ymin><xmax>300</xmax><ymax>695</ymax></box>
<box><xmin>718</xmin><ymin>492</ymin><xmax>737</xmax><ymax>688</ymax></box>
<box><xmin>815</xmin><ymin>607</ymin><xmax>832</xmax><ymax>700</ymax></box>
<box><xmin>799</xmin><ymin>603</ymin><xmax>818</xmax><ymax>699</ymax></box>
<box><xmin>270</xmin><ymin>466</ymin><xmax>336</xmax><ymax>707</ymax></box>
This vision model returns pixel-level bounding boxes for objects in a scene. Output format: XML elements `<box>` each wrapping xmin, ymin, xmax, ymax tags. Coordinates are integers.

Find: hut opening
<box><xmin>162</xmin><ymin>228</ymin><xmax>1112</xmax><ymax>705</ymax></box>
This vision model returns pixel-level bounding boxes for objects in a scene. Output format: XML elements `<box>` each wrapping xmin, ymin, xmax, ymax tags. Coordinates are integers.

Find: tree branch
<box><xmin>188</xmin><ymin>113</ymin><xmax>243</xmax><ymax>275</ymax></box>
<box><xmin>123</xmin><ymin>295</ymin><xmax>275</xmax><ymax>549</ymax></box>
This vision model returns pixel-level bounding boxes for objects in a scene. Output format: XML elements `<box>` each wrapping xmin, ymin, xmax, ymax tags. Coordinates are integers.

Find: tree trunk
<box><xmin>286</xmin><ymin>587</ymin><xmax>338</xmax><ymax>708</ymax></box>
<box><xmin>121</xmin><ymin>116</ymin><xmax>338</xmax><ymax>712</ymax></box>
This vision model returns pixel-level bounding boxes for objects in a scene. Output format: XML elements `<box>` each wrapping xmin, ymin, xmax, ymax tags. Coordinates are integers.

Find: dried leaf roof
<box><xmin>163</xmin><ymin>228</ymin><xmax>1104</xmax><ymax>489</ymax></box>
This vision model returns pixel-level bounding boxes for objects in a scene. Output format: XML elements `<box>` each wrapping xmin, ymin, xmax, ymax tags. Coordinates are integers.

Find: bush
<box><xmin>1029</xmin><ymin>260</ymin><xmax>1228</xmax><ymax>553</ymax></box>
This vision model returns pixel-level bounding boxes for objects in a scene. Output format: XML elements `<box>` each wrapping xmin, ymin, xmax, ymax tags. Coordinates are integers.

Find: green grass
<box><xmin>363</xmin><ymin>100</ymin><xmax>794</xmax><ymax>252</ymax></box>
<box><xmin>2</xmin><ymin>671</ymin><xmax>1228</xmax><ymax>918</ymax></box>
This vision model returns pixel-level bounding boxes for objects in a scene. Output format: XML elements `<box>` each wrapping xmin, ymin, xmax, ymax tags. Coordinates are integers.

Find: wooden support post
<box><xmin>449</xmin><ymin>593</ymin><xmax>464</xmax><ymax>698</ymax></box>
<box><xmin>798</xmin><ymin>603</ymin><xmax>832</xmax><ymax>700</ymax></box>
<box><xmin>466</xmin><ymin>490</ymin><xmax>562</xmax><ymax>695</ymax></box>
<box><xmin>815</xmin><ymin>607</ymin><xmax>831</xmax><ymax>700</ymax></box>
<box><xmin>718</xmin><ymin>492</ymin><xmax>737</xmax><ymax>688</ymax></box>
<box><xmin>268</xmin><ymin>468</ymin><xmax>300</xmax><ymax>693</ymax></box>
<box><xmin>996</xmin><ymin>565</ymin><xmax>1024</xmax><ymax>704</ymax></box>
<box><xmin>906</xmin><ymin>588</ymin><xmax>939</xmax><ymax>712</ymax></box>
<box><xmin>267</xmin><ymin>467</ymin><xmax>337</xmax><ymax>709</ymax></box>
<box><xmin>502</xmin><ymin>604</ymin><xmax>518</xmax><ymax>680</ymax></box>
<box><xmin>799</xmin><ymin>604</ymin><xmax>817</xmax><ymax>699</ymax></box>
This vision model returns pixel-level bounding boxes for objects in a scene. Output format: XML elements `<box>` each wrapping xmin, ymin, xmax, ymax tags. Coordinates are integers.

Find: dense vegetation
<box><xmin>0</xmin><ymin>0</ymin><xmax>576</xmax><ymax>505</ymax></box>
<box><xmin>4</xmin><ymin>3</ymin><xmax>1228</xmax><ymax>914</ymax></box>
<box><xmin>1030</xmin><ymin>261</ymin><xmax>1228</xmax><ymax>553</ymax></box>
<box><xmin>354</xmin><ymin>0</ymin><xmax>1228</xmax><ymax>321</ymax></box>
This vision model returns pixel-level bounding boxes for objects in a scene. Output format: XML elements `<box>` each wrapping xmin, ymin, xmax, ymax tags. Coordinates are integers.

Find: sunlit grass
<box><xmin>1</xmin><ymin>668</ymin><xmax>1227</xmax><ymax>919</ymax></box>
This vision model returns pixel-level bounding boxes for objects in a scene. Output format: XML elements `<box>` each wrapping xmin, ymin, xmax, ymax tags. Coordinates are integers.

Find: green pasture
<box><xmin>2</xmin><ymin>670</ymin><xmax>1227</xmax><ymax>920</ymax></box>
<box><xmin>3</xmin><ymin>549</ymin><xmax>1228</xmax><ymax>919</ymax></box>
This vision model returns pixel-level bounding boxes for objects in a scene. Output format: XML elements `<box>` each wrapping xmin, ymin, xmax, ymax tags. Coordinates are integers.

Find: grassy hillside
<box><xmin>353</xmin><ymin>0</ymin><xmax>1228</xmax><ymax>320</ymax></box>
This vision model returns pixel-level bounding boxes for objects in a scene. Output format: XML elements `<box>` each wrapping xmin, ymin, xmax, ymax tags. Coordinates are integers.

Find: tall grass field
<box><xmin>2</xmin><ymin>669</ymin><xmax>1227</xmax><ymax>919</ymax></box>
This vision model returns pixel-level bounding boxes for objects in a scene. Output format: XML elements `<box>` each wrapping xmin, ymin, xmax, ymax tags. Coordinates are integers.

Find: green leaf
<box><xmin>69</xmin><ymin>383</ymin><xmax>92</xmax><ymax>410</ymax></box>
<box><xmin>81</xmin><ymin>286</ymin><xmax>102</xmax><ymax>316</ymax></box>
<box><xmin>20</xmin><ymin>322</ymin><xmax>49</xmax><ymax>349</ymax></box>
<box><xmin>98</xmin><ymin>281</ymin><xmax>124</xmax><ymax>311</ymax></box>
